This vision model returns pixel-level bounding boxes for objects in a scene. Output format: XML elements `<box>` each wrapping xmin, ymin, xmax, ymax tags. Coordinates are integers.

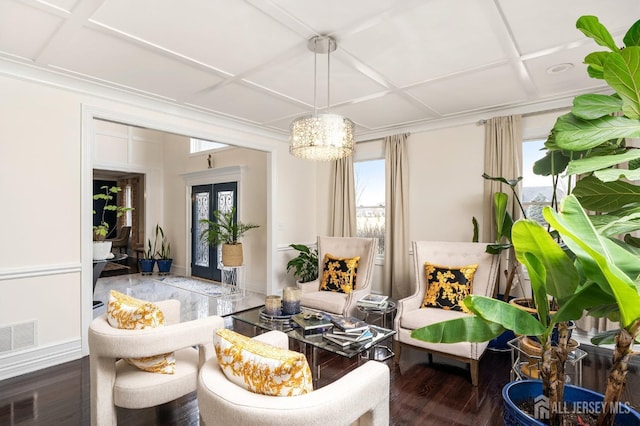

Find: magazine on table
<box><xmin>331</xmin><ymin>316</ymin><xmax>369</xmax><ymax>333</ymax></box>
<box><xmin>358</xmin><ymin>294</ymin><xmax>388</xmax><ymax>306</ymax></box>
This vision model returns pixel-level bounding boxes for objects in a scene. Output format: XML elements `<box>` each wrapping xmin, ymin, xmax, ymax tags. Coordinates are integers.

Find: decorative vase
<box><xmin>502</xmin><ymin>380</ymin><xmax>640</xmax><ymax>426</ymax></box>
<box><xmin>156</xmin><ymin>259</ymin><xmax>173</xmax><ymax>275</ymax></box>
<box><xmin>139</xmin><ymin>258</ymin><xmax>155</xmax><ymax>275</ymax></box>
<box><xmin>222</xmin><ymin>243</ymin><xmax>243</xmax><ymax>266</ymax></box>
<box><xmin>93</xmin><ymin>241</ymin><xmax>113</xmax><ymax>261</ymax></box>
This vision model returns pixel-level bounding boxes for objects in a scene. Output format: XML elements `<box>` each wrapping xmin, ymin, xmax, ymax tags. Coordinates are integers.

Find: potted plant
<box><xmin>138</xmin><ymin>239</ymin><xmax>155</xmax><ymax>275</ymax></box>
<box><xmin>153</xmin><ymin>224</ymin><xmax>172</xmax><ymax>275</ymax></box>
<box><xmin>200</xmin><ymin>207</ymin><xmax>259</xmax><ymax>266</ymax></box>
<box><xmin>413</xmin><ymin>16</ymin><xmax>640</xmax><ymax>426</ymax></box>
<box><xmin>92</xmin><ymin>185</ymin><xmax>133</xmax><ymax>260</ymax></box>
<box><xmin>286</xmin><ymin>243</ymin><xmax>319</xmax><ymax>283</ymax></box>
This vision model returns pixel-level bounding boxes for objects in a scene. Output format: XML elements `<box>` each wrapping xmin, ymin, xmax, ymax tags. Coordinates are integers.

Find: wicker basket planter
<box><xmin>222</xmin><ymin>243</ymin><xmax>243</xmax><ymax>266</ymax></box>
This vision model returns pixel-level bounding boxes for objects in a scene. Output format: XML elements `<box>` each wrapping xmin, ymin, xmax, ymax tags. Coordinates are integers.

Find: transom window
<box><xmin>190</xmin><ymin>138</ymin><xmax>228</xmax><ymax>154</ymax></box>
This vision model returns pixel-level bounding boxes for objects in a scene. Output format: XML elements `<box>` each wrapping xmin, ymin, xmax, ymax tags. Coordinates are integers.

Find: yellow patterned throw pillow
<box><xmin>421</xmin><ymin>263</ymin><xmax>478</xmax><ymax>313</ymax></box>
<box><xmin>214</xmin><ymin>328</ymin><xmax>313</xmax><ymax>396</ymax></box>
<box><xmin>106</xmin><ymin>290</ymin><xmax>176</xmax><ymax>374</ymax></box>
<box><xmin>319</xmin><ymin>253</ymin><xmax>360</xmax><ymax>294</ymax></box>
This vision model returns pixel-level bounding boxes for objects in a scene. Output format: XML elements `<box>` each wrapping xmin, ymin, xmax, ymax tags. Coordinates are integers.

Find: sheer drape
<box><xmin>329</xmin><ymin>156</ymin><xmax>356</xmax><ymax>237</ymax></box>
<box><xmin>384</xmin><ymin>133</ymin><xmax>410</xmax><ymax>299</ymax></box>
<box><xmin>483</xmin><ymin>115</ymin><xmax>522</xmax><ymax>296</ymax></box>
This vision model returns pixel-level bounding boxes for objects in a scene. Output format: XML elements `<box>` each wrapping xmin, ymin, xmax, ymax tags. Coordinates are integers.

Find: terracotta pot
<box><xmin>222</xmin><ymin>243</ymin><xmax>243</xmax><ymax>266</ymax></box>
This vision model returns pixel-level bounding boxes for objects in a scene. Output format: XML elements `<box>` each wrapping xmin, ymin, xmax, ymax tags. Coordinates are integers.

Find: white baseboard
<box><xmin>0</xmin><ymin>339</ymin><xmax>82</xmax><ymax>381</ymax></box>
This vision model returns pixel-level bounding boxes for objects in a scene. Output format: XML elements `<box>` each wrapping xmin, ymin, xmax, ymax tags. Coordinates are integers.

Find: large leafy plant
<box><xmin>200</xmin><ymin>207</ymin><xmax>259</xmax><ymax>246</ymax></box>
<box><xmin>413</xmin><ymin>16</ymin><xmax>640</xmax><ymax>426</ymax></box>
<box><xmin>286</xmin><ymin>243</ymin><xmax>318</xmax><ymax>283</ymax></box>
<box><xmin>92</xmin><ymin>185</ymin><xmax>133</xmax><ymax>241</ymax></box>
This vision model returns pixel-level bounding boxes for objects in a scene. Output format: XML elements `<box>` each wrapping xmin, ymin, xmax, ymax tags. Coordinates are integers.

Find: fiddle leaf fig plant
<box><xmin>92</xmin><ymin>185</ymin><xmax>133</xmax><ymax>241</ymax></box>
<box><xmin>414</xmin><ymin>15</ymin><xmax>640</xmax><ymax>426</ymax></box>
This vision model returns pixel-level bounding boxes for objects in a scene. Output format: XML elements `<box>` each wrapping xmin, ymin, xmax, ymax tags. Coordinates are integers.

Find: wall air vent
<box><xmin>0</xmin><ymin>320</ymin><xmax>37</xmax><ymax>354</ymax></box>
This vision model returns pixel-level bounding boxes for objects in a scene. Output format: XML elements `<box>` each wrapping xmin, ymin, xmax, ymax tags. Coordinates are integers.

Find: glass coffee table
<box><xmin>232</xmin><ymin>307</ymin><xmax>395</xmax><ymax>386</ymax></box>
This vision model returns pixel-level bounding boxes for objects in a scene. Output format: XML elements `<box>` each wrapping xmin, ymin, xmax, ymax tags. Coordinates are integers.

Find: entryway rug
<box><xmin>155</xmin><ymin>276</ymin><xmax>241</xmax><ymax>298</ymax></box>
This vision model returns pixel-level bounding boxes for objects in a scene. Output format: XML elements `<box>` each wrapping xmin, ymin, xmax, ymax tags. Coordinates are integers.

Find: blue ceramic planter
<box><xmin>139</xmin><ymin>258</ymin><xmax>155</xmax><ymax>275</ymax></box>
<box><xmin>502</xmin><ymin>380</ymin><xmax>640</xmax><ymax>425</ymax></box>
<box><xmin>156</xmin><ymin>259</ymin><xmax>173</xmax><ymax>275</ymax></box>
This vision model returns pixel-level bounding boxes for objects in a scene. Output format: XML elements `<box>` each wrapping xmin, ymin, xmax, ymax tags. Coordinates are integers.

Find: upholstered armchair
<box><xmin>297</xmin><ymin>236</ymin><xmax>377</xmax><ymax>318</ymax></box>
<box><xmin>88</xmin><ymin>299</ymin><xmax>224</xmax><ymax>426</ymax></box>
<box><xmin>394</xmin><ymin>241</ymin><xmax>499</xmax><ymax>386</ymax></box>
<box><xmin>197</xmin><ymin>330</ymin><xmax>390</xmax><ymax>426</ymax></box>
<box><xmin>106</xmin><ymin>225</ymin><xmax>131</xmax><ymax>253</ymax></box>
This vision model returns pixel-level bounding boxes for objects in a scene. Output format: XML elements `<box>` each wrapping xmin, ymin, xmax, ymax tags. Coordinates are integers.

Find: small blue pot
<box><xmin>503</xmin><ymin>380</ymin><xmax>640</xmax><ymax>426</ymax></box>
<box><xmin>156</xmin><ymin>259</ymin><xmax>173</xmax><ymax>275</ymax></box>
<box><xmin>139</xmin><ymin>258</ymin><xmax>155</xmax><ymax>275</ymax></box>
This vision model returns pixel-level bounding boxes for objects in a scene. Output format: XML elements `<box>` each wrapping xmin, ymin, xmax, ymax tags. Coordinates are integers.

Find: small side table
<box><xmin>357</xmin><ymin>299</ymin><xmax>397</xmax><ymax>361</ymax></box>
<box><xmin>221</xmin><ymin>265</ymin><xmax>245</xmax><ymax>295</ymax></box>
<box><xmin>507</xmin><ymin>336</ymin><xmax>586</xmax><ymax>386</ymax></box>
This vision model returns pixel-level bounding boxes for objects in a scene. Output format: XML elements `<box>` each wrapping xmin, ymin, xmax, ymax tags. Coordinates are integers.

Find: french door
<box><xmin>191</xmin><ymin>182</ymin><xmax>237</xmax><ymax>281</ymax></box>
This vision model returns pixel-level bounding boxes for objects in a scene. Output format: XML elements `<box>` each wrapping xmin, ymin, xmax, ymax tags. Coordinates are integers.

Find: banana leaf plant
<box><xmin>415</xmin><ymin>15</ymin><xmax>640</xmax><ymax>426</ymax></box>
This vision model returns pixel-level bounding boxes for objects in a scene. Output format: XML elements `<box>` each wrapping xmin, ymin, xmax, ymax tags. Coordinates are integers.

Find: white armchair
<box><xmin>197</xmin><ymin>330</ymin><xmax>390</xmax><ymax>426</ymax></box>
<box><xmin>298</xmin><ymin>236</ymin><xmax>377</xmax><ymax>317</ymax></box>
<box><xmin>88</xmin><ymin>299</ymin><xmax>224</xmax><ymax>425</ymax></box>
<box><xmin>394</xmin><ymin>241</ymin><xmax>499</xmax><ymax>386</ymax></box>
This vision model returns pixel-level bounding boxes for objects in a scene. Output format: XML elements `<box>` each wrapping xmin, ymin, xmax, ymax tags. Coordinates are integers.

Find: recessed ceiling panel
<box><xmin>46</xmin><ymin>27</ymin><xmax>221</xmax><ymax>100</ymax></box>
<box><xmin>44</xmin><ymin>0</ymin><xmax>79</xmax><ymax>12</ymax></box>
<box><xmin>270</xmin><ymin>0</ymin><xmax>400</xmax><ymax>33</ymax></box>
<box><xmin>246</xmin><ymin>51</ymin><xmax>387</xmax><ymax>107</ymax></box>
<box><xmin>91</xmin><ymin>0</ymin><xmax>302</xmax><ymax>76</ymax></box>
<box><xmin>0</xmin><ymin>1</ymin><xmax>64</xmax><ymax>60</ymax></box>
<box><xmin>406</xmin><ymin>64</ymin><xmax>529</xmax><ymax>115</ymax></box>
<box><xmin>189</xmin><ymin>82</ymin><xmax>307</xmax><ymax>124</ymax></box>
<box><xmin>499</xmin><ymin>0</ymin><xmax>640</xmax><ymax>54</ymax></box>
<box><xmin>525</xmin><ymin>44</ymin><xmax>609</xmax><ymax>97</ymax></box>
<box><xmin>332</xmin><ymin>93</ymin><xmax>433</xmax><ymax>129</ymax></box>
<box><xmin>340</xmin><ymin>0</ymin><xmax>510</xmax><ymax>87</ymax></box>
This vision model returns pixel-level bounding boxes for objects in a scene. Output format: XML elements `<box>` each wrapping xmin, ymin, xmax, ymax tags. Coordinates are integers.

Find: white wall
<box><xmin>0</xmin><ymin>66</ymin><xmax>566</xmax><ymax>380</ymax></box>
<box><xmin>0</xmin><ymin>72</ymin><xmax>284</xmax><ymax>380</ymax></box>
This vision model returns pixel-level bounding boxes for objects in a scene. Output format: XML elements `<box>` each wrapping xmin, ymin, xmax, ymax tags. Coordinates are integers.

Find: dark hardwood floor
<box><xmin>1</xmin><ymin>324</ymin><xmax>638</xmax><ymax>425</ymax></box>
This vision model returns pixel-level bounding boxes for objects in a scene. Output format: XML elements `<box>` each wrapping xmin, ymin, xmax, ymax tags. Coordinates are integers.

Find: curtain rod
<box><xmin>358</xmin><ymin>132</ymin><xmax>411</xmax><ymax>144</ymax></box>
<box><xmin>476</xmin><ymin>106</ymin><xmax>570</xmax><ymax>125</ymax></box>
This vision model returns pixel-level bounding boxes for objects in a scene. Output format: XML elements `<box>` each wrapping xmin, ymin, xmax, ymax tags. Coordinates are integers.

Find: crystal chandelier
<box><xmin>289</xmin><ymin>36</ymin><xmax>355</xmax><ymax>161</ymax></box>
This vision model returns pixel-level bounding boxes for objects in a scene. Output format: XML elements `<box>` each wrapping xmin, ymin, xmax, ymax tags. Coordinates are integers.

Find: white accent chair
<box><xmin>298</xmin><ymin>236</ymin><xmax>377</xmax><ymax>317</ymax></box>
<box><xmin>88</xmin><ymin>299</ymin><xmax>224</xmax><ymax>426</ymax></box>
<box><xmin>394</xmin><ymin>241</ymin><xmax>500</xmax><ymax>386</ymax></box>
<box><xmin>197</xmin><ymin>330</ymin><xmax>390</xmax><ymax>426</ymax></box>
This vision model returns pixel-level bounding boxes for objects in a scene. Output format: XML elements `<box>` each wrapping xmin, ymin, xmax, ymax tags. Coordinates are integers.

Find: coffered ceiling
<box><xmin>2</xmin><ymin>0</ymin><xmax>638</xmax><ymax>139</ymax></box>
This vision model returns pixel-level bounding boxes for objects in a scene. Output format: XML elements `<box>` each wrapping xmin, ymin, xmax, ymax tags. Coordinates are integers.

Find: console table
<box><xmin>92</xmin><ymin>253</ymin><xmax>127</xmax><ymax>309</ymax></box>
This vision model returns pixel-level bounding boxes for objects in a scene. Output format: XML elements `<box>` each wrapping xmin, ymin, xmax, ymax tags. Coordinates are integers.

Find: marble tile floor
<box><xmin>94</xmin><ymin>274</ymin><xmax>266</xmax><ymax>322</ymax></box>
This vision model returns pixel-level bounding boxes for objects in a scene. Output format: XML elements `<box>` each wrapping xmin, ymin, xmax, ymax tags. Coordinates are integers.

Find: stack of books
<box><xmin>357</xmin><ymin>294</ymin><xmax>389</xmax><ymax>309</ymax></box>
<box><xmin>323</xmin><ymin>316</ymin><xmax>373</xmax><ymax>347</ymax></box>
<box><xmin>323</xmin><ymin>328</ymin><xmax>374</xmax><ymax>347</ymax></box>
<box><xmin>291</xmin><ymin>312</ymin><xmax>333</xmax><ymax>335</ymax></box>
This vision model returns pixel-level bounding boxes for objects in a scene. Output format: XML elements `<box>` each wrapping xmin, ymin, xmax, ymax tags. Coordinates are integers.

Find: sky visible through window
<box><xmin>355</xmin><ymin>159</ymin><xmax>385</xmax><ymax>206</ymax></box>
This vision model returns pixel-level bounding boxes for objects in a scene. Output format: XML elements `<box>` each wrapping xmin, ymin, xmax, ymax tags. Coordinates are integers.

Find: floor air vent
<box><xmin>0</xmin><ymin>320</ymin><xmax>37</xmax><ymax>354</ymax></box>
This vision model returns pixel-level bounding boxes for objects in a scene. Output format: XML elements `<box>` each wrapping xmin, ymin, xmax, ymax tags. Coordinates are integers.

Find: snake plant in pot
<box><xmin>153</xmin><ymin>224</ymin><xmax>172</xmax><ymax>275</ymax></box>
<box><xmin>413</xmin><ymin>16</ymin><xmax>640</xmax><ymax>426</ymax></box>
